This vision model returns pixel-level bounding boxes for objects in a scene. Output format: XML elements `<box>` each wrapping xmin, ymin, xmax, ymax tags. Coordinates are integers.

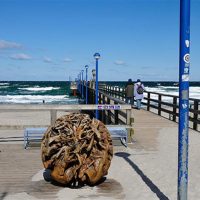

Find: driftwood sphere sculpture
<box><xmin>41</xmin><ymin>113</ymin><xmax>113</xmax><ymax>186</ymax></box>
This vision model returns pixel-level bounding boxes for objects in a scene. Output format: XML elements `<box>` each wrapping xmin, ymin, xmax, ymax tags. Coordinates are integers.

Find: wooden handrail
<box><xmin>98</xmin><ymin>84</ymin><xmax>200</xmax><ymax>132</ymax></box>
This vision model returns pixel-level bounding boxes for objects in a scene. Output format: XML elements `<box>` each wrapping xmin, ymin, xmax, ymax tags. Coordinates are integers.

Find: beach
<box><xmin>0</xmin><ymin>109</ymin><xmax>200</xmax><ymax>200</ymax></box>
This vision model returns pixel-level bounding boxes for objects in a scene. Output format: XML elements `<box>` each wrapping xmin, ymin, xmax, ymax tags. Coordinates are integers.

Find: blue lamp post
<box><xmin>85</xmin><ymin>65</ymin><xmax>89</xmax><ymax>104</ymax></box>
<box><xmin>79</xmin><ymin>73</ymin><xmax>81</xmax><ymax>94</ymax></box>
<box><xmin>81</xmin><ymin>70</ymin><xmax>84</xmax><ymax>99</ymax></box>
<box><xmin>178</xmin><ymin>0</ymin><xmax>190</xmax><ymax>199</ymax></box>
<box><xmin>93</xmin><ymin>52</ymin><xmax>100</xmax><ymax>119</ymax></box>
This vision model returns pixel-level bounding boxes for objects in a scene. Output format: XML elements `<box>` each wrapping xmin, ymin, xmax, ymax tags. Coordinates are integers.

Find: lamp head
<box><xmin>85</xmin><ymin>65</ymin><xmax>89</xmax><ymax>69</ymax></box>
<box><xmin>93</xmin><ymin>52</ymin><xmax>100</xmax><ymax>60</ymax></box>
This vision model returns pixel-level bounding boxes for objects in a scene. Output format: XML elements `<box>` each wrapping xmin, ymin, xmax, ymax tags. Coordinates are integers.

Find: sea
<box><xmin>0</xmin><ymin>81</ymin><xmax>200</xmax><ymax>104</ymax></box>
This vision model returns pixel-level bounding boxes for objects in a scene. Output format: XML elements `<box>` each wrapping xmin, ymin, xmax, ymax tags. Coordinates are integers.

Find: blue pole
<box><xmin>93</xmin><ymin>53</ymin><xmax>100</xmax><ymax>119</ymax></box>
<box><xmin>178</xmin><ymin>0</ymin><xmax>190</xmax><ymax>199</ymax></box>
<box><xmin>95</xmin><ymin>59</ymin><xmax>99</xmax><ymax>118</ymax></box>
<box><xmin>81</xmin><ymin>70</ymin><xmax>84</xmax><ymax>99</ymax></box>
<box><xmin>85</xmin><ymin>65</ymin><xmax>89</xmax><ymax>104</ymax></box>
<box><xmin>78</xmin><ymin>73</ymin><xmax>81</xmax><ymax>93</ymax></box>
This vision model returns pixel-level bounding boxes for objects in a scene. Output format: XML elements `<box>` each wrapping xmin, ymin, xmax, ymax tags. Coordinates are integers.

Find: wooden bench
<box><xmin>24</xmin><ymin>126</ymin><xmax>127</xmax><ymax>149</ymax></box>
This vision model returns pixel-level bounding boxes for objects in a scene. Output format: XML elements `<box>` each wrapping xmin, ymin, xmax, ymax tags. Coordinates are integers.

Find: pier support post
<box><xmin>127</xmin><ymin>109</ymin><xmax>134</xmax><ymax>143</ymax></box>
<box><xmin>50</xmin><ymin>110</ymin><xmax>57</xmax><ymax>125</ymax></box>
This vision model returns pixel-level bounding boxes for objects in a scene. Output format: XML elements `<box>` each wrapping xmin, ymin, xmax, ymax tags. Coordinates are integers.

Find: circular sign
<box><xmin>183</xmin><ymin>54</ymin><xmax>190</xmax><ymax>63</ymax></box>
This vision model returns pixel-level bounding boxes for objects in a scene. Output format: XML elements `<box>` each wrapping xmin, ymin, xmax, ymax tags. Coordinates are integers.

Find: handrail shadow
<box><xmin>115</xmin><ymin>152</ymin><xmax>169</xmax><ymax>200</ymax></box>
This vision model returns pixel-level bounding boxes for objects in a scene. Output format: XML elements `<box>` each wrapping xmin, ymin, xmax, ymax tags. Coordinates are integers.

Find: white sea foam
<box><xmin>0</xmin><ymin>85</ymin><xmax>9</xmax><ymax>88</ymax></box>
<box><xmin>0</xmin><ymin>95</ymin><xmax>78</xmax><ymax>104</ymax></box>
<box><xmin>19</xmin><ymin>86</ymin><xmax>60</xmax><ymax>91</ymax></box>
<box><xmin>0</xmin><ymin>83</ymin><xmax>9</xmax><ymax>86</ymax></box>
<box><xmin>144</xmin><ymin>86</ymin><xmax>200</xmax><ymax>102</ymax></box>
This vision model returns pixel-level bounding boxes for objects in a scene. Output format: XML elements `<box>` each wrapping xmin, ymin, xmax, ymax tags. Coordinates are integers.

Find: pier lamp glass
<box><xmin>85</xmin><ymin>65</ymin><xmax>89</xmax><ymax>69</ymax></box>
<box><xmin>93</xmin><ymin>53</ymin><xmax>100</xmax><ymax>60</ymax></box>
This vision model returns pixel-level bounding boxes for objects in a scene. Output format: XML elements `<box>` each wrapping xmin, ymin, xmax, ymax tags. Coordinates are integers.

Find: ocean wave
<box><xmin>0</xmin><ymin>86</ymin><xmax>9</xmax><ymax>89</ymax></box>
<box><xmin>0</xmin><ymin>95</ymin><xmax>75</xmax><ymax>104</ymax></box>
<box><xmin>144</xmin><ymin>86</ymin><xmax>200</xmax><ymax>102</ymax></box>
<box><xmin>158</xmin><ymin>86</ymin><xmax>179</xmax><ymax>89</ymax></box>
<box><xmin>0</xmin><ymin>83</ymin><xmax>9</xmax><ymax>86</ymax></box>
<box><xmin>18</xmin><ymin>86</ymin><xmax>60</xmax><ymax>91</ymax></box>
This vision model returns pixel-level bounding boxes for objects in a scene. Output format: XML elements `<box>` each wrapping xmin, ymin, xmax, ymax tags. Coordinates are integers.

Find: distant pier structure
<box><xmin>70</xmin><ymin>81</ymin><xmax>78</xmax><ymax>96</ymax></box>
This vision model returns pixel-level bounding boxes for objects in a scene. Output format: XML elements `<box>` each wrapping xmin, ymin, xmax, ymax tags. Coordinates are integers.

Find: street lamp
<box><xmin>93</xmin><ymin>52</ymin><xmax>100</xmax><ymax>119</ymax></box>
<box><xmin>85</xmin><ymin>65</ymin><xmax>89</xmax><ymax>104</ymax></box>
<box><xmin>78</xmin><ymin>73</ymin><xmax>81</xmax><ymax>93</ymax></box>
<box><xmin>81</xmin><ymin>70</ymin><xmax>84</xmax><ymax>99</ymax></box>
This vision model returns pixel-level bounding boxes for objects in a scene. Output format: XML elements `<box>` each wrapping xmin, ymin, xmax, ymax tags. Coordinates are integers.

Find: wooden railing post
<box><xmin>127</xmin><ymin>109</ymin><xmax>134</xmax><ymax>143</ymax></box>
<box><xmin>173</xmin><ymin>97</ymin><xmax>177</xmax><ymax>122</ymax></box>
<box><xmin>193</xmin><ymin>100</ymin><xmax>199</xmax><ymax>130</ymax></box>
<box><xmin>102</xmin><ymin>94</ymin><xmax>106</xmax><ymax>124</ymax></box>
<box><xmin>147</xmin><ymin>92</ymin><xmax>150</xmax><ymax>111</ymax></box>
<box><xmin>50</xmin><ymin>110</ymin><xmax>57</xmax><ymax>125</ymax></box>
<box><xmin>106</xmin><ymin>98</ymin><xmax>111</xmax><ymax>124</ymax></box>
<box><xmin>130</xmin><ymin>108</ymin><xmax>134</xmax><ymax>140</ymax></box>
<box><xmin>123</xmin><ymin>88</ymin><xmax>126</xmax><ymax>101</ymax></box>
<box><xmin>114</xmin><ymin>101</ymin><xmax>119</xmax><ymax>124</ymax></box>
<box><xmin>158</xmin><ymin>94</ymin><xmax>161</xmax><ymax>115</ymax></box>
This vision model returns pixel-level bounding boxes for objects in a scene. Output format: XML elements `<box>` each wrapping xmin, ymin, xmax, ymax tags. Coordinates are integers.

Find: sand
<box><xmin>0</xmin><ymin>108</ymin><xmax>200</xmax><ymax>200</ymax></box>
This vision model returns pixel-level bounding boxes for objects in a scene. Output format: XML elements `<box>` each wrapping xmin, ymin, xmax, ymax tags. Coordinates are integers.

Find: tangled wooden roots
<box><xmin>41</xmin><ymin>113</ymin><xmax>113</xmax><ymax>186</ymax></box>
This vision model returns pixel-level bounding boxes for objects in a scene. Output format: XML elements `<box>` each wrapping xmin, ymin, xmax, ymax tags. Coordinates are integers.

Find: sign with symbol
<box><xmin>184</xmin><ymin>67</ymin><xmax>189</xmax><ymax>74</ymax></box>
<box><xmin>185</xmin><ymin>40</ymin><xmax>190</xmax><ymax>48</ymax></box>
<box><xmin>182</xmin><ymin>74</ymin><xmax>189</xmax><ymax>82</ymax></box>
<box><xmin>97</xmin><ymin>105</ymin><xmax>121</xmax><ymax>110</ymax></box>
<box><xmin>182</xmin><ymin>103</ymin><xmax>187</xmax><ymax>109</ymax></box>
<box><xmin>183</xmin><ymin>54</ymin><xmax>190</xmax><ymax>63</ymax></box>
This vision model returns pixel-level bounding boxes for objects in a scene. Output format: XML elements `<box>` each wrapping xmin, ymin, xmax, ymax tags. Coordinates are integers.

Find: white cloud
<box><xmin>0</xmin><ymin>40</ymin><xmax>22</xmax><ymax>49</ymax></box>
<box><xmin>43</xmin><ymin>56</ymin><xmax>52</xmax><ymax>63</ymax></box>
<box><xmin>10</xmin><ymin>53</ymin><xmax>31</xmax><ymax>60</ymax></box>
<box><xmin>114</xmin><ymin>60</ymin><xmax>126</xmax><ymax>66</ymax></box>
<box><xmin>63</xmin><ymin>58</ymin><xmax>72</xmax><ymax>62</ymax></box>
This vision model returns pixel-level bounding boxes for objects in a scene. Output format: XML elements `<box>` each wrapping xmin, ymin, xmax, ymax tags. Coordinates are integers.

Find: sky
<box><xmin>0</xmin><ymin>0</ymin><xmax>200</xmax><ymax>81</ymax></box>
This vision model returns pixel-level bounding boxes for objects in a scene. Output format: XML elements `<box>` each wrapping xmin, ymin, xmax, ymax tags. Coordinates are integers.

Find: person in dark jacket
<box><xmin>125</xmin><ymin>78</ymin><xmax>134</xmax><ymax>105</ymax></box>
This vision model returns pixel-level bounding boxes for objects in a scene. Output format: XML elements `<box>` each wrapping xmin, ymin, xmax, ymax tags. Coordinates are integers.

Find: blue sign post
<box><xmin>85</xmin><ymin>65</ymin><xmax>89</xmax><ymax>104</ymax></box>
<box><xmin>93</xmin><ymin>53</ymin><xmax>100</xmax><ymax>119</ymax></box>
<box><xmin>81</xmin><ymin>70</ymin><xmax>84</xmax><ymax>99</ymax></box>
<box><xmin>178</xmin><ymin>0</ymin><xmax>190</xmax><ymax>199</ymax></box>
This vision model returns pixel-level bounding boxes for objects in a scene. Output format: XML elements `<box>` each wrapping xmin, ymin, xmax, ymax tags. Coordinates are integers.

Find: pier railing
<box><xmin>96</xmin><ymin>84</ymin><xmax>200</xmax><ymax>132</ymax></box>
<box><xmin>0</xmin><ymin>103</ymin><xmax>134</xmax><ymax>142</ymax></box>
<box><xmin>81</xmin><ymin>84</ymin><xmax>133</xmax><ymax>125</ymax></box>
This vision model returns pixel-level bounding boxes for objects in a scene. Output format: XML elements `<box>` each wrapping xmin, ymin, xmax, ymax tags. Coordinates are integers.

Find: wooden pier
<box><xmin>0</xmin><ymin>83</ymin><xmax>200</xmax><ymax>199</ymax></box>
<box><xmin>0</xmin><ymin>97</ymin><xmax>200</xmax><ymax>199</ymax></box>
<box><xmin>81</xmin><ymin>83</ymin><xmax>200</xmax><ymax>132</ymax></box>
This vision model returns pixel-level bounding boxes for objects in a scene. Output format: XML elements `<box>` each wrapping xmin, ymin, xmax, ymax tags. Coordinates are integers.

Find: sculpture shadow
<box><xmin>115</xmin><ymin>152</ymin><xmax>169</xmax><ymax>200</ymax></box>
<box><xmin>0</xmin><ymin>192</ymin><xmax>7</xmax><ymax>200</ymax></box>
<box><xmin>50</xmin><ymin>177</ymin><xmax>107</xmax><ymax>189</ymax></box>
<box><xmin>43</xmin><ymin>168</ymin><xmax>106</xmax><ymax>188</ymax></box>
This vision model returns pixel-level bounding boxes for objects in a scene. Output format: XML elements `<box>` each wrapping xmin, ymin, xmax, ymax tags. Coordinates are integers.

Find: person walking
<box><xmin>125</xmin><ymin>78</ymin><xmax>134</xmax><ymax>105</ymax></box>
<box><xmin>134</xmin><ymin>79</ymin><xmax>145</xmax><ymax>109</ymax></box>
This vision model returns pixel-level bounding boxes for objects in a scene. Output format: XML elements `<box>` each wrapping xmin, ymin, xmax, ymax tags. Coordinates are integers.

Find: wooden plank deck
<box><xmin>0</xmin><ymin>108</ymin><xmax>199</xmax><ymax>200</ymax></box>
<box><xmin>130</xmin><ymin>108</ymin><xmax>177</xmax><ymax>151</ymax></box>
